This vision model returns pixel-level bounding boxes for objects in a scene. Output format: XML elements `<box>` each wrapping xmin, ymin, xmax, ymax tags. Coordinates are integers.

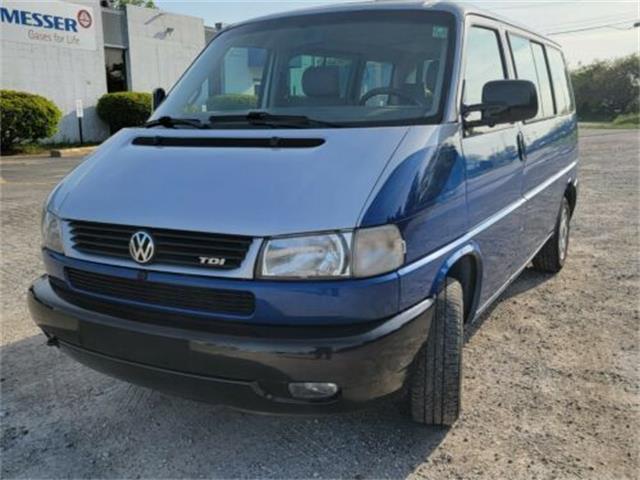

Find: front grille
<box><xmin>66</xmin><ymin>268</ymin><xmax>255</xmax><ymax>316</ymax></box>
<box><xmin>69</xmin><ymin>220</ymin><xmax>252</xmax><ymax>270</ymax></box>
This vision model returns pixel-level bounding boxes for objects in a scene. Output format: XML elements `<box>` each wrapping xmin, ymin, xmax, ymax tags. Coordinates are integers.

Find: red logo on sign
<box><xmin>77</xmin><ymin>10</ymin><xmax>92</xmax><ymax>29</ymax></box>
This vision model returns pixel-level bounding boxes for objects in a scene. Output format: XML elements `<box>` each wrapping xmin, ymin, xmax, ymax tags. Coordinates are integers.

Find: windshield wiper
<box><xmin>209</xmin><ymin>111</ymin><xmax>344</xmax><ymax>129</ymax></box>
<box><xmin>144</xmin><ymin>116</ymin><xmax>208</xmax><ymax>129</ymax></box>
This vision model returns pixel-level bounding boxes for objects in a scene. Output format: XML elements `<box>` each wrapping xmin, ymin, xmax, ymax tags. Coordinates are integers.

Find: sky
<box><xmin>153</xmin><ymin>0</ymin><xmax>639</xmax><ymax>67</ymax></box>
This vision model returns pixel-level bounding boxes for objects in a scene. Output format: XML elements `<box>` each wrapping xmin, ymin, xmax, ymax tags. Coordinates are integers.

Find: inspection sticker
<box><xmin>433</xmin><ymin>26</ymin><xmax>448</xmax><ymax>39</ymax></box>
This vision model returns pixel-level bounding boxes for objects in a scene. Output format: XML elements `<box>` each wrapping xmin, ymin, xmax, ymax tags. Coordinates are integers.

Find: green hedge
<box><xmin>97</xmin><ymin>92</ymin><xmax>152</xmax><ymax>133</ymax></box>
<box><xmin>207</xmin><ymin>94</ymin><xmax>257</xmax><ymax>111</ymax></box>
<box><xmin>0</xmin><ymin>90</ymin><xmax>62</xmax><ymax>153</ymax></box>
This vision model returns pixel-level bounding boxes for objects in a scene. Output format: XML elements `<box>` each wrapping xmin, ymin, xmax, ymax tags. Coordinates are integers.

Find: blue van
<box><xmin>29</xmin><ymin>1</ymin><xmax>578</xmax><ymax>425</ymax></box>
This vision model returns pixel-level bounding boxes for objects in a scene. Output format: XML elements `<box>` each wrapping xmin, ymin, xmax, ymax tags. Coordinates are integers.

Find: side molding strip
<box><xmin>399</xmin><ymin>161</ymin><xmax>577</xmax><ymax>275</ymax></box>
<box><xmin>474</xmin><ymin>231</ymin><xmax>553</xmax><ymax>317</ymax></box>
<box><xmin>523</xmin><ymin>161</ymin><xmax>577</xmax><ymax>201</ymax></box>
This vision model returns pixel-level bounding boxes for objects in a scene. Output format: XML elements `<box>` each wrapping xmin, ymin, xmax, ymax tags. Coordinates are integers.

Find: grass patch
<box><xmin>580</xmin><ymin>113</ymin><xmax>639</xmax><ymax>130</ymax></box>
<box><xmin>2</xmin><ymin>142</ymin><xmax>100</xmax><ymax>156</ymax></box>
<box><xmin>612</xmin><ymin>113</ymin><xmax>639</xmax><ymax>127</ymax></box>
<box><xmin>580</xmin><ymin>122</ymin><xmax>639</xmax><ymax>130</ymax></box>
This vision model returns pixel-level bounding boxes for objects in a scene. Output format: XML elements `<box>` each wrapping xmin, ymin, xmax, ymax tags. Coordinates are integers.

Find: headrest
<box><xmin>401</xmin><ymin>83</ymin><xmax>426</xmax><ymax>99</ymax></box>
<box><xmin>302</xmin><ymin>66</ymin><xmax>341</xmax><ymax>97</ymax></box>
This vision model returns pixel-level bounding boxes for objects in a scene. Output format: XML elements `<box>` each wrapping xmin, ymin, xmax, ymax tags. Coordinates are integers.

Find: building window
<box><xmin>105</xmin><ymin>47</ymin><xmax>128</xmax><ymax>92</ymax></box>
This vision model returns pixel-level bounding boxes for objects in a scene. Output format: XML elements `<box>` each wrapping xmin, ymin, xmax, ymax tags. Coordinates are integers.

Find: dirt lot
<box><xmin>1</xmin><ymin>129</ymin><xmax>638</xmax><ymax>479</ymax></box>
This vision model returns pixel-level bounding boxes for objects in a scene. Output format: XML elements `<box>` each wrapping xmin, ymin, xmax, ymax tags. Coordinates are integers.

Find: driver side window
<box><xmin>463</xmin><ymin>26</ymin><xmax>506</xmax><ymax>129</ymax></box>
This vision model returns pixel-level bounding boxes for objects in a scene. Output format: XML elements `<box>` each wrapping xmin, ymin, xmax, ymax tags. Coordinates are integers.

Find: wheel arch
<box><xmin>430</xmin><ymin>243</ymin><xmax>483</xmax><ymax>324</ymax></box>
<box><xmin>565</xmin><ymin>180</ymin><xmax>577</xmax><ymax>217</ymax></box>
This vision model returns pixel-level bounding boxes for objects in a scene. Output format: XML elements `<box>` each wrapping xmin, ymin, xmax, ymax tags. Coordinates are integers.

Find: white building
<box><xmin>0</xmin><ymin>0</ymin><xmax>221</xmax><ymax>142</ymax></box>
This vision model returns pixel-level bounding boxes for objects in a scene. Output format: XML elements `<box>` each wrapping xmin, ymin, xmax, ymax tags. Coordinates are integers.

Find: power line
<box><xmin>493</xmin><ymin>1</ymin><xmax>576</xmax><ymax>10</ymax></box>
<box><xmin>484</xmin><ymin>4</ymin><xmax>636</xmax><ymax>33</ymax></box>
<box><xmin>547</xmin><ymin>18</ymin><xmax>640</xmax><ymax>35</ymax></box>
<box><xmin>544</xmin><ymin>13</ymin><xmax>634</xmax><ymax>31</ymax></box>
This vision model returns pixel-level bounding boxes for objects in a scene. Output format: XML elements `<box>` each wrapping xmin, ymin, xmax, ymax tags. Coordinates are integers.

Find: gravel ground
<box><xmin>0</xmin><ymin>129</ymin><xmax>638</xmax><ymax>479</ymax></box>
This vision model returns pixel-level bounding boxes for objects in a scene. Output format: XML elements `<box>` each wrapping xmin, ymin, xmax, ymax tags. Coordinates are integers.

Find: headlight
<box><xmin>353</xmin><ymin>225</ymin><xmax>405</xmax><ymax>278</ymax></box>
<box><xmin>259</xmin><ymin>225</ymin><xmax>405</xmax><ymax>279</ymax></box>
<box><xmin>259</xmin><ymin>232</ymin><xmax>350</xmax><ymax>279</ymax></box>
<box><xmin>41</xmin><ymin>211</ymin><xmax>64</xmax><ymax>253</ymax></box>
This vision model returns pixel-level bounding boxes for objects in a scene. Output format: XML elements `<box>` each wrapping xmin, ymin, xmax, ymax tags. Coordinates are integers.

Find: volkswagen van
<box><xmin>29</xmin><ymin>1</ymin><xmax>578</xmax><ymax>425</ymax></box>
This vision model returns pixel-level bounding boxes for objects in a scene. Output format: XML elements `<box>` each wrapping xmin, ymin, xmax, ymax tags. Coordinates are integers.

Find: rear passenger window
<box><xmin>509</xmin><ymin>34</ymin><xmax>554</xmax><ymax>119</ymax></box>
<box><xmin>531</xmin><ymin>43</ymin><xmax>555</xmax><ymax>118</ymax></box>
<box><xmin>463</xmin><ymin>27</ymin><xmax>506</xmax><ymax>125</ymax></box>
<box><xmin>547</xmin><ymin>48</ymin><xmax>573</xmax><ymax>115</ymax></box>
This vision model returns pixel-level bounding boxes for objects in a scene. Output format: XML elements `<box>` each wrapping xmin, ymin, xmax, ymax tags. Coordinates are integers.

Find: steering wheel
<box><xmin>358</xmin><ymin>87</ymin><xmax>427</xmax><ymax>106</ymax></box>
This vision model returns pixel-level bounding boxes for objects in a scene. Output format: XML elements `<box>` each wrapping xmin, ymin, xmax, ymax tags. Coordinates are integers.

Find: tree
<box><xmin>112</xmin><ymin>0</ymin><xmax>156</xmax><ymax>9</ymax></box>
<box><xmin>570</xmin><ymin>54</ymin><xmax>640</xmax><ymax>121</ymax></box>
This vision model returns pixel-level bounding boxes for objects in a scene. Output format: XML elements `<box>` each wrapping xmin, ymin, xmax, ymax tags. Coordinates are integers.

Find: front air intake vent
<box><xmin>131</xmin><ymin>136</ymin><xmax>325</xmax><ymax>148</ymax></box>
<box><xmin>65</xmin><ymin>268</ymin><xmax>255</xmax><ymax>316</ymax></box>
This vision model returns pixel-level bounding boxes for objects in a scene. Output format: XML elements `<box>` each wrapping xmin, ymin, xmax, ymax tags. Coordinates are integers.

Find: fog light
<box><xmin>288</xmin><ymin>382</ymin><xmax>339</xmax><ymax>400</ymax></box>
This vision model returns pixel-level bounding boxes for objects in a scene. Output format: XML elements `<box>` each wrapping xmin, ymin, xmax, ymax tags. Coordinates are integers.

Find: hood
<box><xmin>54</xmin><ymin>126</ymin><xmax>424</xmax><ymax>237</ymax></box>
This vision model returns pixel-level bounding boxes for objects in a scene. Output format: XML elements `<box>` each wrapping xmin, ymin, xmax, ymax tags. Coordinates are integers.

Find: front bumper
<box><xmin>29</xmin><ymin>276</ymin><xmax>433</xmax><ymax>414</ymax></box>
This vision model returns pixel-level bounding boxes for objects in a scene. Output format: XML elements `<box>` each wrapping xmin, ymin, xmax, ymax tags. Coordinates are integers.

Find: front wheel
<box><xmin>408</xmin><ymin>277</ymin><xmax>463</xmax><ymax>426</ymax></box>
<box><xmin>532</xmin><ymin>196</ymin><xmax>571</xmax><ymax>273</ymax></box>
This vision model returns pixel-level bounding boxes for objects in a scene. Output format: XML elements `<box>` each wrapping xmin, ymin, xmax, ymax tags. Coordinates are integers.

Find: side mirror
<box><xmin>463</xmin><ymin>80</ymin><xmax>538</xmax><ymax>128</ymax></box>
<box><xmin>152</xmin><ymin>87</ymin><xmax>166</xmax><ymax>111</ymax></box>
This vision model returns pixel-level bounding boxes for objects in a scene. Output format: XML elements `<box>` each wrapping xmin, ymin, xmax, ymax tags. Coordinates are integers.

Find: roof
<box><xmin>229</xmin><ymin>0</ymin><xmax>559</xmax><ymax>47</ymax></box>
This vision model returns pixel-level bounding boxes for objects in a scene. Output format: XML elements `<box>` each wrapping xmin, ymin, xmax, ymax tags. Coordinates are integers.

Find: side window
<box><xmin>183</xmin><ymin>46</ymin><xmax>267</xmax><ymax>113</ymax></box>
<box><xmin>422</xmin><ymin>60</ymin><xmax>439</xmax><ymax>94</ymax></box>
<box><xmin>463</xmin><ymin>27</ymin><xmax>506</xmax><ymax>123</ymax></box>
<box><xmin>222</xmin><ymin>47</ymin><xmax>267</xmax><ymax>96</ymax></box>
<box><xmin>402</xmin><ymin>59</ymin><xmax>440</xmax><ymax>110</ymax></box>
<box><xmin>547</xmin><ymin>48</ymin><xmax>573</xmax><ymax>115</ymax></box>
<box><xmin>360</xmin><ymin>61</ymin><xmax>393</xmax><ymax>105</ymax></box>
<box><xmin>509</xmin><ymin>34</ymin><xmax>553</xmax><ymax>119</ymax></box>
<box><xmin>531</xmin><ymin>42</ymin><xmax>555</xmax><ymax>118</ymax></box>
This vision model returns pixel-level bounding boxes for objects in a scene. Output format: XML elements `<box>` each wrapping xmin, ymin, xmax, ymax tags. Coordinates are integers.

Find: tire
<box><xmin>409</xmin><ymin>277</ymin><xmax>463</xmax><ymax>426</ymax></box>
<box><xmin>532</xmin><ymin>196</ymin><xmax>571</xmax><ymax>273</ymax></box>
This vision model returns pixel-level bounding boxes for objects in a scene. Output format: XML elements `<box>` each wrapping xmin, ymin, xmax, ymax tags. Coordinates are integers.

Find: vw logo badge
<box><xmin>129</xmin><ymin>231</ymin><xmax>155</xmax><ymax>264</ymax></box>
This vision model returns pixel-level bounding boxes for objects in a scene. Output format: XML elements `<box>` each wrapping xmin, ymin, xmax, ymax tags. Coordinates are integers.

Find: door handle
<box><xmin>516</xmin><ymin>132</ymin><xmax>527</xmax><ymax>162</ymax></box>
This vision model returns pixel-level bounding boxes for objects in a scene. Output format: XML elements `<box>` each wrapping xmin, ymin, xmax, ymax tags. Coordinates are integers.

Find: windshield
<box><xmin>153</xmin><ymin>10</ymin><xmax>456</xmax><ymax>128</ymax></box>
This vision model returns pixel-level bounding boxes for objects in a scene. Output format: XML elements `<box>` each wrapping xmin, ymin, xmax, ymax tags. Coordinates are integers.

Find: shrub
<box><xmin>97</xmin><ymin>92</ymin><xmax>152</xmax><ymax>133</ymax></box>
<box><xmin>207</xmin><ymin>94</ymin><xmax>257</xmax><ymax>111</ymax></box>
<box><xmin>0</xmin><ymin>90</ymin><xmax>62</xmax><ymax>153</ymax></box>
